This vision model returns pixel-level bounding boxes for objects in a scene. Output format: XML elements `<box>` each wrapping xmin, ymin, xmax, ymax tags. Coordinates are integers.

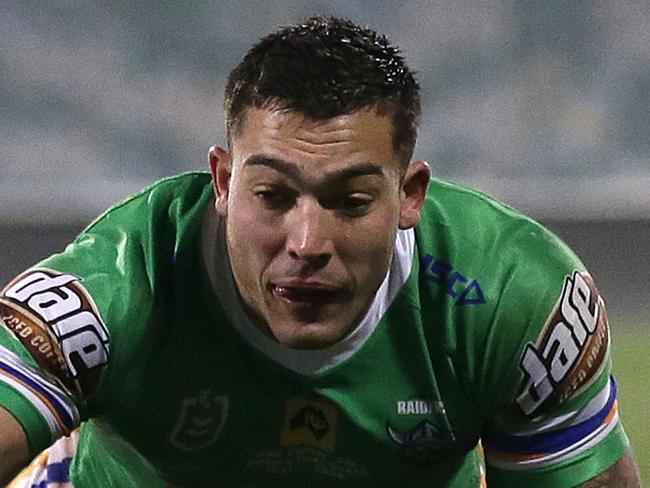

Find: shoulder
<box><xmin>414</xmin><ymin>181</ymin><xmax>627</xmax><ymax>484</ymax></box>
<box><xmin>83</xmin><ymin>172</ymin><xmax>213</xmax><ymax>236</ymax></box>
<box><xmin>30</xmin><ymin>171</ymin><xmax>214</xmax><ymax>308</ymax></box>
<box><xmin>0</xmin><ymin>173</ymin><xmax>214</xmax><ymax>399</ymax></box>
<box><xmin>0</xmin><ymin>173</ymin><xmax>216</xmax><ymax>451</ymax></box>
<box><xmin>419</xmin><ymin>178</ymin><xmax>578</xmax><ymax>264</ymax></box>
<box><xmin>416</xmin><ymin>178</ymin><xmax>584</xmax><ymax>314</ymax></box>
<box><xmin>415</xmin><ymin>179</ymin><xmax>603</xmax><ymax>409</ymax></box>
<box><xmin>44</xmin><ymin>171</ymin><xmax>215</xmax><ymax>328</ymax></box>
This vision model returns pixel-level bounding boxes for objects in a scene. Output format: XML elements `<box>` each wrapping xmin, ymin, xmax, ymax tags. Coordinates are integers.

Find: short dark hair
<box><xmin>225</xmin><ymin>16</ymin><xmax>421</xmax><ymax>164</ymax></box>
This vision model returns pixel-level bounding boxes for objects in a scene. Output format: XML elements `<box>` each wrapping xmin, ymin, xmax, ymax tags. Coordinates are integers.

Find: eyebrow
<box><xmin>243</xmin><ymin>154</ymin><xmax>386</xmax><ymax>184</ymax></box>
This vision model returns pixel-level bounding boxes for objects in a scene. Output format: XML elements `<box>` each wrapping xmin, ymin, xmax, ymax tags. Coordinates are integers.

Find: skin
<box><xmin>0</xmin><ymin>406</ymin><xmax>29</xmax><ymax>484</ymax></box>
<box><xmin>210</xmin><ymin>106</ymin><xmax>431</xmax><ymax>349</ymax></box>
<box><xmin>0</xmin><ymin>107</ymin><xmax>639</xmax><ymax>486</ymax></box>
<box><xmin>579</xmin><ymin>450</ymin><xmax>641</xmax><ymax>487</ymax></box>
<box><xmin>209</xmin><ymin>105</ymin><xmax>641</xmax><ymax>485</ymax></box>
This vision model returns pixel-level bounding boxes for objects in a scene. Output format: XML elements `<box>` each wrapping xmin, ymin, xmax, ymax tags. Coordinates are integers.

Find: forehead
<box><xmin>230</xmin><ymin>107</ymin><xmax>400</xmax><ymax>172</ymax></box>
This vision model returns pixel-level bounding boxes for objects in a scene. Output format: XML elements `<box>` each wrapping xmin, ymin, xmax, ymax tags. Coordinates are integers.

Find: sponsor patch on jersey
<box><xmin>421</xmin><ymin>254</ymin><xmax>486</xmax><ymax>306</ymax></box>
<box><xmin>169</xmin><ymin>390</ymin><xmax>229</xmax><ymax>451</ymax></box>
<box><xmin>280</xmin><ymin>397</ymin><xmax>337</xmax><ymax>451</ymax></box>
<box><xmin>0</xmin><ymin>268</ymin><xmax>110</xmax><ymax>396</ymax></box>
<box><xmin>517</xmin><ymin>271</ymin><xmax>609</xmax><ymax>416</ymax></box>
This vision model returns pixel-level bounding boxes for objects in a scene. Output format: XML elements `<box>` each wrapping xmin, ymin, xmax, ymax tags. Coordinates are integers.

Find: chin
<box><xmin>272</xmin><ymin>320</ymin><xmax>349</xmax><ymax>350</ymax></box>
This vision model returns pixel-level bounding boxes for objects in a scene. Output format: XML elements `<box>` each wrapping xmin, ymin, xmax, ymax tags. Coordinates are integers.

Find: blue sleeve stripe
<box><xmin>484</xmin><ymin>376</ymin><xmax>617</xmax><ymax>455</ymax></box>
<box><xmin>0</xmin><ymin>354</ymin><xmax>77</xmax><ymax>434</ymax></box>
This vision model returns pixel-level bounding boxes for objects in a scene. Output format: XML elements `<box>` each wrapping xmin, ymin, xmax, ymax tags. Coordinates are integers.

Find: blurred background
<box><xmin>1</xmin><ymin>0</ymin><xmax>648</xmax><ymax>478</ymax></box>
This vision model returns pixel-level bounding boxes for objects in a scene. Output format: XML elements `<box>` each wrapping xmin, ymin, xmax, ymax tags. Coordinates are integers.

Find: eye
<box><xmin>254</xmin><ymin>187</ymin><xmax>294</xmax><ymax>209</ymax></box>
<box><xmin>338</xmin><ymin>194</ymin><xmax>373</xmax><ymax>216</ymax></box>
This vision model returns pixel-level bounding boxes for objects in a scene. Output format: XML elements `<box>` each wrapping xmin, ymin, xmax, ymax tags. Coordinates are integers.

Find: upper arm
<box><xmin>0</xmin><ymin>221</ymin><xmax>153</xmax><ymax>455</ymax></box>
<box><xmin>472</xmin><ymin>230</ymin><xmax>633</xmax><ymax>486</ymax></box>
<box><xmin>0</xmin><ymin>405</ymin><xmax>30</xmax><ymax>484</ymax></box>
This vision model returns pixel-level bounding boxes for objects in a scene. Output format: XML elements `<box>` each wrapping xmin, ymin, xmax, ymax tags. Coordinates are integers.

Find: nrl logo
<box><xmin>169</xmin><ymin>390</ymin><xmax>228</xmax><ymax>451</ymax></box>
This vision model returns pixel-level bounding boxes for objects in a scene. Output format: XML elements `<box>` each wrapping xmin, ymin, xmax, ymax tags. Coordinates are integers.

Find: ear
<box><xmin>208</xmin><ymin>145</ymin><xmax>232</xmax><ymax>217</ymax></box>
<box><xmin>398</xmin><ymin>160</ymin><xmax>431</xmax><ymax>230</ymax></box>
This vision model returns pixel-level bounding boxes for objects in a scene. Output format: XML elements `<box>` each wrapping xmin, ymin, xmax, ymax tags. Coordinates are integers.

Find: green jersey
<box><xmin>0</xmin><ymin>173</ymin><xmax>628</xmax><ymax>487</ymax></box>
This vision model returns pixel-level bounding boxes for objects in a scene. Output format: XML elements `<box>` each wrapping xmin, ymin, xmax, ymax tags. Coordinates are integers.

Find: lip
<box><xmin>270</xmin><ymin>281</ymin><xmax>348</xmax><ymax>307</ymax></box>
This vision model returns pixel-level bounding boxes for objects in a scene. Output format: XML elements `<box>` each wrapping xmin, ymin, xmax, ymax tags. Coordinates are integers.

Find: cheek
<box><xmin>227</xmin><ymin>210</ymin><xmax>280</xmax><ymax>298</ymax></box>
<box><xmin>342</xmin><ymin>212</ymin><xmax>398</xmax><ymax>275</ymax></box>
<box><xmin>227</xmin><ymin>197</ymin><xmax>283</xmax><ymax>259</ymax></box>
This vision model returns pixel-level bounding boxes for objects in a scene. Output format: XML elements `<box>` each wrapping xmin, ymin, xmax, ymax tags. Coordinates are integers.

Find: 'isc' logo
<box><xmin>421</xmin><ymin>254</ymin><xmax>485</xmax><ymax>306</ymax></box>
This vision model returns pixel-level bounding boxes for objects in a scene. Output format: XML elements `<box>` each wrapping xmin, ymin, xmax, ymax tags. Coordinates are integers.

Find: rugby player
<box><xmin>0</xmin><ymin>16</ymin><xmax>641</xmax><ymax>487</ymax></box>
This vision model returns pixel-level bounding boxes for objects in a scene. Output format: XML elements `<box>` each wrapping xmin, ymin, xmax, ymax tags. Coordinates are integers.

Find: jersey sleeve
<box><xmin>474</xmin><ymin>225</ymin><xmax>629</xmax><ymax>487</ymax></box>
<box><xmin>0</xmin><ymin>223</ymin><xmax>154</xmax><ymax>455</ymax></box>
<box><xmin>0</xmin><ymin>175</ymin><xmax>208</xmax><ymax>456</ymax></box>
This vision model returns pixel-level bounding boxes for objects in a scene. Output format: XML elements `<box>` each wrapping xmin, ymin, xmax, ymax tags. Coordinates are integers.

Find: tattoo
<box><xmin>580</xmin><ymin>451</ymin><xmax>641</xmax><ymax>487</ymax></box>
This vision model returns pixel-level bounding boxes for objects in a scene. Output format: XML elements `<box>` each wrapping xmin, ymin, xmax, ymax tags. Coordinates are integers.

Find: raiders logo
<box><xmin>0</xmin><ymin>268</ymin><xmax>110</xmax><ymax>395</ymax></box>
<box><xmin>517</xmin><ymin>271</ymin><xmax>609</xmax><ymax>416</ymax></box>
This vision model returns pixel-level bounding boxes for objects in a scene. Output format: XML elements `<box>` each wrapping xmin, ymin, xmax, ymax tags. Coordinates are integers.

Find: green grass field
<box><xmin>612</xmin><ymin>324</ymin><xmax>649</xmax><ymax>484</ymax></box>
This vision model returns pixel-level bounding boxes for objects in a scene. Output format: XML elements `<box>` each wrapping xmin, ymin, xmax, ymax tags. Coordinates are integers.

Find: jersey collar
<box><xmin>202</xmin><ymin>205</ymin><xmax>415</xmax><ymax>375</ymax></box>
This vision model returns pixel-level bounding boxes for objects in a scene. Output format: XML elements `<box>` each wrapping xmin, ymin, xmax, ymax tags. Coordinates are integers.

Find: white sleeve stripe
<box><xmin>0</xmin><ymin>346</ymin><xmax>78</xmax><ymax>412</ymax></box>
<box><xmin>0</xmin><ymin>348</ymin><xmax>78</xmax><ymax>416</ymax></box>
<box><xmin>0</xmin><ymin>369</ymin><xmax>63</xmax><ymax>440</ymax></box>
<box><xmin>564</xmin><ymin>378</ymin><xmax>612</xmax><ymax>426</ymax></box>
<box><xmin>512</xmin><ymin>378</ymin><xmax>612</xmax><ymax>436</ymax></box>
<box><xmin>485</xmin><ymin>403</ymin><xmax>619</xmax><ymax>471</ymax></box>
<box><xmin>0</xmin><ymin>346</ymin><xmax>79</xmax><ymax>440</ymax></box>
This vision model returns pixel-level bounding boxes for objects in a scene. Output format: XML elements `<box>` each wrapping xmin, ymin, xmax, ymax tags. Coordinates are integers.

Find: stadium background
<box><xmin>1</xmin><ymin>1</ymin><xmax>648</xmax><ymax>481</ymax></box>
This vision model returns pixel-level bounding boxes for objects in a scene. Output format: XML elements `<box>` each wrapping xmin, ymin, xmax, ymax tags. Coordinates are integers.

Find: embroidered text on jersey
<box><xmin>397</xmin><ymin>399</ymin><xmax>444</xmax><ymax>415</ymax></box>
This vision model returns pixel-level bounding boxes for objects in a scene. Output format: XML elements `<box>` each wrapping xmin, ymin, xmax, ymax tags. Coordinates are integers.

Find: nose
<box><xmin>285</xmin><ymin>198</ymin><xmax>334</xmax><ymax>268</ymax></box>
